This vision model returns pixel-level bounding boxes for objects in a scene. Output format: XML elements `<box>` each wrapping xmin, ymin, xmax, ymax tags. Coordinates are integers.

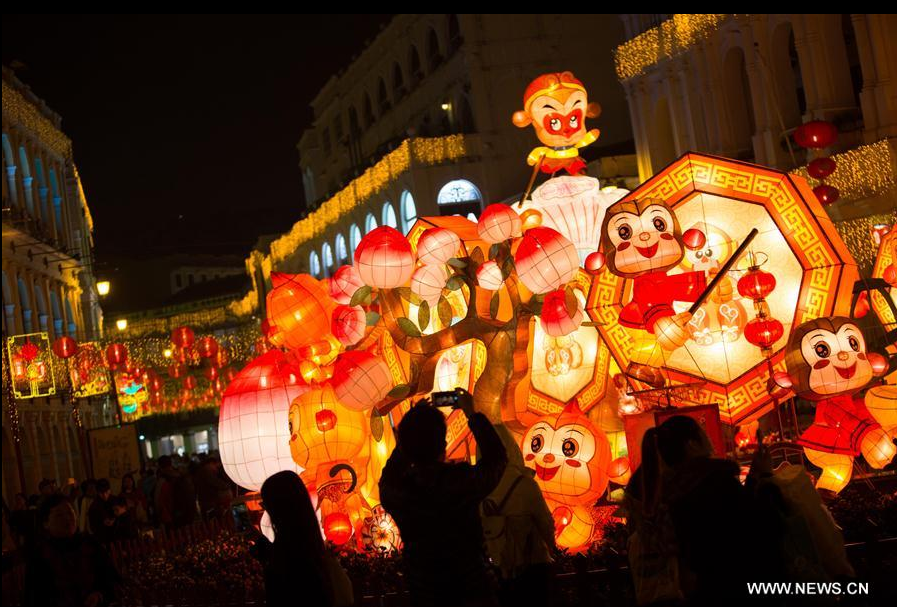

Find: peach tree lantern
<box><xmin>354</xmin><ymin>226</ymin><xmax>416</xmax><ymax>289</ymax></box>
<box><xmin>773</xmin><ymin>317</ymin><xmax>895</xmax><ymax>494</ymax></box>
<box><xmin>477</xmin><ymin>204</ymin><xmax>522</xmax><ymax>244</ymax></box>
<box><xmin>514</xmin><ymin>227</ymin><xmax>579</xmax><ymax>294</ymax></box>
<box><xmin>266</xmin><ymin>273</ymin><xmax>334</xmax><ymax>352</ymax></box>
<box><xmin>329</xmin><ymin>265</ymin><xmax>365</xmax><ymax>305</ymax></box>
<box><xmin>331</xmin><ymin>350</ymin><xmax>394</xmax><ymax>412</ymax></box>
<box><xmin>218</xmin><ymin>349</ymin><xmax>308</xmax><ymax>491</ymax></box>
<box><xmin>331</xmin><ymin>305</ymin><xmax>367</xmax><ymax>347</ymax></box>
<box><xmin>416</xmin><ymin>227</ymin><xmax>461</xmax><ymax>265</ymax></box>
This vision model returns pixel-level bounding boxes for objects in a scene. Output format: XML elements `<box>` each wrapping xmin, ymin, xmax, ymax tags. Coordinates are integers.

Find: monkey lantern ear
<box><xmin>868</xmin><ymin>352</ymin><xmax>888</xmax><ymax>376</ymax></box>
<box><xmin>586</xmin><ymin>101</ymin><xmax>602</xmax><ymax>119</ymax></box>
<box><xmin>512</xmin><ymin>111</ymin><xmax>532</xmax><ymax>128</ymax></box>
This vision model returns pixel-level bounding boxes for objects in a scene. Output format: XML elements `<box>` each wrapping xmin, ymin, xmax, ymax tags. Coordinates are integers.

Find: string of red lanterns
<box><xmin>795</xmin><ymin>120</ymin><xmax>839</xmax><ymax>206</ymax></box>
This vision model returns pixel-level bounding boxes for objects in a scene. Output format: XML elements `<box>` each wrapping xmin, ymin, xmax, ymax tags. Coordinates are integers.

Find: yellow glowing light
<box><xmin>116</xmin><ymin>319</ymin><xmax>128</xmax><ymax>332</ymax></box>
<box><xmin>96</xmin><ymin>281</ymin><xmax>110</xmax><ymax>296</ymax></box>
<box><xmin>163</xmin><ymin>348</ymin><xmax>173</xmax><ymax>359</ymax></box>
<box><xmin>441</xmin><ymin>102</ymin><xmax>450</xmax><ymax>111</ymax></box>
<box><xmin>795</xmin><ymin>139</ymin><xmax>896</xmax><ymax>205</ymax></box>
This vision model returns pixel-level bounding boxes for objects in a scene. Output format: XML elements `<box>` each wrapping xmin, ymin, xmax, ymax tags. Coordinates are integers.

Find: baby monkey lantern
<box><xmin>775</xmin><ymin>317</ymin><xmax>895</xmax><ymax>494</ymax></box>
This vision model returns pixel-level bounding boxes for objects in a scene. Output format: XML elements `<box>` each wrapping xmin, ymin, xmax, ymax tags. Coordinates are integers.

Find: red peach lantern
<box><xmin>323</xmin><ymin>512</ymin><xmax>353</xmax><ymax>545</ymax></box>
<box><xmin>266</xmin><ymin>273</ymin><xmax>334</xmax><ymax>351</ymax></box>
<box><xmin>744</xmin><ymin>317</ymin><xmax>784</xmax><ymax>350</ymax></box>
<box><xmin>331</xmin><ymin>305</ymin><xmax>367</xmax><ymax>347</ymax></box>
<box><xmin>354</xmin><ymin>226</ymin><xmax>416</xmax><ymax>289</ymax></box>
<box><xmin>417</xmin><ymin>228</ymin><xmax>461</xmax><ymax>265</ymax></box>
<box><xmin>331</xmin><ymin>350</ymin><xmax>394</xmax><ymax>411</ymax></box>
<box><xmin>218</xmin><ymin>349</ymin><xmax>307</xmax><ymax>491</ymax></box>
<box><xmin>105</xmin><ymin>343</ymin><xmax>128</xmax><ymax>368</ymax></box>
<box><xmin>171</xmin><ymin>326</ymin><xmax>195</xmax><ymax>349</ymax></box>
<box><xmin>197</xmin><ymin>336</ymin><xmax>219</xmax><ymax>359</ymax></box>
<box><xmin>737</xmin><ymin>268</ymin><xmax>777</xmax><ymax>302</ymax></box>
<box><xmin>584</xmin><ymin>251</ymin><xmax>605</xmax><ymax>274</ymax></box>
<box><xmin>329</xmin><ymin>265</ymin><xmax>365</xmax><ymax>305</ymax></box>
<box><xmin>813</xmin><ymin>184</ymin><xmax>840</xmax><ymax>206</ymax></box>
<box><xmin>794</xmin><ymin>121</ymin><xmax>838</xmax><ymax>149</ymax></box>
<box><xmin>477</xmin><ymin>204</ymin><xmax>522</xmax><ymax>244</ymax></box>
<box><xmin>183</xmin><ymin>375</ymin><xmax>198</xmax><ymax>390</ymax></box>
<box><xmin>52</xmin><ymin>336</ymin><xmax>78</xmax><ymax>359</ymax></box>
<box><xmin>476</xmin><ymin>261</ymin><xmax>504</xmax><ymax>290</ymax></box>
<box><xmin>410</xmin><ymin>265</ymin><xmax>449</xmax><ymax>307</ymax></box>
<box><xmin>807</xmin><ymin>157</ymin><xmax>837</xmax><ymax>179</ymax></box>
<box><xmin>514</xmin><ymin>227</ymin><xmax>579</xmax><ymax>294</ymax></box>
<box><xmin>539</xmin><ymin>288</ymin><xmax>584</xmax><ymax>337</ymax></box>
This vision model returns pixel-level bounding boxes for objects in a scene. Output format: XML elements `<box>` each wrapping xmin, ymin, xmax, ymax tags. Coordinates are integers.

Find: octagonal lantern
<box><xmin>871</xmin><ymin>228</ymin><xmax>896</xmax><ymax>329</ymax></box>
<box><xmin>586</xmin><ymin>153</ymin><xmax>858</xmax><ymax>425</ymax></box>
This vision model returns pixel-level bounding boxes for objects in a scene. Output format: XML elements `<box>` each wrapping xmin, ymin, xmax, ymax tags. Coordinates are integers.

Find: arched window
<box><xmin>427</xmin><ymin>28</ymin><xmax>443</xmax><ymax>71</ymax></box>
<box><xmin>349</xmin><ymin>224</ymin><xmax>363</xmax><ymax>254</ymax></box>
<box><xmin>309</xmin><ymin>251</ymin><xmax>322</xmax><ymax>277</ymax></box>
<box><xmin>335</xmin><ymin>233</ymin><xmax>349</xmax><ymax>267</ymax></box>
<box><xmin>409</xmin><ymin>46</ymin><xmax>423</xmax><ymax>83</ymax></box>
<box><xmin>382</xmin><ymin>202</ymin><xmax>397</xmax><ymax>228</ymax></box>
<box><xmin>377</xmin><ymin>78</ymin><xmax>390</xmax><ymax>114</ymax></box>
<box><xmin>437</xmin><ymin>179</ymin><xmax>482</xmax><ymax>219</ymax></box>
<box><xmin>348</xmin><ymin>107</ymin><xmax>360</xmax><ymax>136</ymax></box>
<box><xmin>363</xmin><ymin>93</ymin><xmax>374</xmax><ymax>127</ymax></box>
<box><xmin>322</xmin><ymin>242</ymin><xmax>334</xmax><ymax>278</ymax></box>
<box><xmin>365</xmin><ymin>213</ymin><xmax>378</xmax><ymax>233</ymax></box>
<box><xmin>400</xmin><ymin>191</ymin><xmax>417</xmax><ymax>233</ymax></box>
<box><xmin>392</xmin><ymin>63</ymin><xmax>405</xmax><ymax>100</ymax></box>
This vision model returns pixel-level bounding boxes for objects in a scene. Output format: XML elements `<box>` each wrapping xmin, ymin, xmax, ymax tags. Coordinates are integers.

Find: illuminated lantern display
<box><xmin>168</xmin><ymin>363</ymin><xmax>184</xmax><ymax>378</ymax></box>
<box><xmin>331</xmin><ymin>305</ymin><xmax>367</xmax><ymax>346</ymax></box>
<box><xmin>197</xmin><ymin>336</ymin><xmax>219</xmax><ymax>359</ymax></box>
<box><xmin>521</xmin><ymin>402</ymin><xmax>613</xmax><ymax>550</ymax></box>
<box><xmin>477</xmin><ymin>204</ymin><xmax>522</xmax><ymax>244</ymax></box>
<box><xmin>476</xmin><ymin>261</ymin><xmax>504</xmax><ymax>291</ymax></box>
<box><xmin>329</xmin><ymin>265</ymin><xmax>365</xmax><ymax>305</ymax></box>
<box><xmin>410</xmin><ymin>265</ymin><xmax>449</xmax><ymax>306</ymax></box>
<box><xmin>511</xmin><ymin>71</ymin><xmax>601</xmax><ymax>175</ymax></box>
<box><xmin>6</xmin><ymin>333</ymin><xmax>56</xmax><ymax>399</ymax></box>
<box><xmin>52</xmin><ymin>336</ymin><xmax>78</xmax><ymax>359</ymax></box>
<box><xmin>587</xmin><ymin>153</ymin><xmax>858</xmax><ymax>425</ymax></box>
<box><xmin>361</xmin><ymin>505</ymin><xmax>402</xmax><ymax>552</ymax></box>
<box><xmin>218</xmin><ymin>350</ymin><xmax>307</xmax><ymax>491</ymax></box>
<box><xmin>354</xmin><ymin>226</ymin><xmax>416</xmax><ymax>289</ymax></box>
<box><xmin>183</xmin><ymin>375</ymin><xmax>197</xmax><ymax>390</ymax></box>
<box><xmin>794</xmin><ymin>120</ymin><xmax>838</xmax><ymax>149</ymax></box>
<box><xmin>737</xmin><ymin>267</ymin><xmax>777</xmax><ymax>301</ymax></box>
<box><xmin>115</xmin><ymin>367</ymin><xmax>147</xmax><ymax>415</ymax></box>
<box><xmin>743</xmin><ymin>317</ymin><xmax>784</xmax><ymax>350</ymax></box>
<box><xmin>416</xmin><ymin>227</ymin><xmax>461</xmax><ymax>265</ymax></box>
<box><xmin>288</xmin><ymin>385</ymin><xmax>368</xmax><ymax>482</ymax></box>
<box><xmin>266</xmin><ymin>273</ymin><xmax>334</xmax><ymax>351</ymax></box>
<box><xmin>331</xmin><ymin>350</ymin><xmax>394</xmax><ymax>411</ymax></box>
<box><xmin>323</xmin><ymin>511</ymin><xmax>354</xmax><ymax>545</ymax></box>
<box><xmin>105</xmin><ymin>343</ymin><xmax>128</xmax><ymax>369</ymax></box>
<box><xmin>69</xmin><ymin>342</ymin><xmax>111</xmax><ymax>398</ymax></box>
<box><xmin>204</xmin><ymin>365</ymin><xmax>219</xmax><ymax>381</ymax></box>
<box><xmin>514</xmin><ymin>227</ymin><xmax>579</xmax><ymax>294</ymax></box>
<box><xmin>776</xmin><ymin>317</ymin><xmax>894</xmax><ymax>493</ymax></box>
<box><xmin>870</xmin><ymin>230</ymin><xmax>897</xmax><ymax>333</ymax></box>
<box><xmin>171</xmin><ymin>326</ymin><xmax>195</xmax><ymax>349</ymax></box>
<box><xmin>539</xmin><ymin>288</ymin><xmax>584</xmax><ymax>337</ymax></box>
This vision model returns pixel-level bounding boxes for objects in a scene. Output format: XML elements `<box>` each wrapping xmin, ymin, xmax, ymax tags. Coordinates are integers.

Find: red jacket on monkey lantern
<box><xmin>588</xmin><ymin>198</ymin><xmax>709</xmax><ymax>386</ymax></box>
<box><xmin>512</xmin><ymin>71</ymin><xmax>601</xmax><ymax>175</ymax></box>
<box><xmin>775</xmin><ymin>317</ymin><xmax>896</xmax><ymax>494</ymax></box>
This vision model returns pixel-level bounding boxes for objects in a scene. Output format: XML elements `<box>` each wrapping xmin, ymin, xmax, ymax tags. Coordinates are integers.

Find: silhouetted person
<box><xmin>482</xmin><ymin>424</ymin><xmax>555</xmax><ymax>607</ymax></box>
<box><xmin>78</xmin><ymin>480</ymin><xmax>97</xmax><ymax>534</ymax></box>
<box><xmin>194</xmin><ymin>457</ymin><xmax>233</xmax><ymax>522</ymax></box>
<box><xmin>110</xmin><ymin>497</ymin><xmax>138</xmax><ymax>541</ymax></box>
<box><xmin>88</xmin><ymin>480</ymin><xmax>115</xmax><ymax>544</ymax></box>
<box><xmin>380</xmin><ymin>390</ymin><xmax>507</xmax><ymax>607</ymax></box>
<box><xmin>24</xmin><ymin>494</ymin><xmax>119</xmax><ymax>607</ymax></box>
<box><xmin>256</xmin><ymin>471</ymin><xmax>333</xmax><ymax>607</ymax></box>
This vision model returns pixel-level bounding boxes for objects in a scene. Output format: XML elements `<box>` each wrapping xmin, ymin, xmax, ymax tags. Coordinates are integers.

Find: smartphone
<box><xmin>431</xmin><ymin>390</ymin><xmax>459</xmax><ymax>408</ymax></box>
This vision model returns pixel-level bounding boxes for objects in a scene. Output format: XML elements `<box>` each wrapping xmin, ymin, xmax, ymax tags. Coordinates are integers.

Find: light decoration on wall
<box><xmin>2</xmin><ymin>79</ymin><xmax>73</xmax><ymax>158</ymax></box>
<box><xmin>794</xmin><ymin>139</ymin><xmax>895</xmax><ymax>205</ymax></box>
<box><xmin>6</xmin><ymin>333</ymin><xmax>56</xmax><ymax>399</ymax></box>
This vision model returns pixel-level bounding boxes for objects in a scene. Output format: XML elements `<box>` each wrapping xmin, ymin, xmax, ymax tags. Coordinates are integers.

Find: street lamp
<box><xmin>97</xmin><ymin>281</ymin><xmax>111</xmax><ymax>296</ymax></box>
<box><xmin>116</xmin><ymin>319</ymin><xmax>128</xmax><ymax>332</ymax></box>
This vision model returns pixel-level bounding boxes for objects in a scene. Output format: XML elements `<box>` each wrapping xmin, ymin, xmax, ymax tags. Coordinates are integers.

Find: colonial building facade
<box><xmin>2</xmin><ymin>67</ymin><xmax>111</xmax><ymax>501</ymax></box>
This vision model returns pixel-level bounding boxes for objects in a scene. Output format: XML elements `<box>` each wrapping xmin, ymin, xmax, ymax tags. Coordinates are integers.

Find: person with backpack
<box><xmin>481</xmin><ymin>424</ymin><xmax>555</xmax><ymax>607</ymax></box>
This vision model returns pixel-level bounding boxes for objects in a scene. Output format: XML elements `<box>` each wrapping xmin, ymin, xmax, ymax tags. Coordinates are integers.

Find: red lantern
<box><xmin>682</xmin><ymin>228</ymin><xmax>706</xmax><ymax>251</ymax></box>
<box><xmin>477</xmin><ymin>204</ymin><xmax>522</xmax><ymax>244</ymax></box>
<box><xmin>539</xmin><ymin>288</ymin><xmax>584</xmax><ymax>337</ymax></box>
<box><xmin>323</xmin><ymin>512</ymin><xmax>353</xmax><ymax>545</ymax></box>
<box><xmin>197</xmin><ymin>336</ymin><xmax>219</xmax><ymax>359</ymax></box>
<box><xmin>183</xmin><ymin>375</ymin><xmax>197</xmax><ymax>390</ymax></box>
<box><xmin>147</xmin><ymin>374</ymin><xmax>164</xmax><ymax>393</ymax></box>
<box><xmin>105</xmin><ymin>343</ymin><xmax>128</xmax><ymax>368</ymax></box>
<box><xmin>266</xmin><ymin>273</ymin><xmax>334</xmax><ymax>351</ymax></box>
<box><xmin>171</xmin><ymin>326</ymin><xmax>195</xmax><ymax>349</ymax></box>
<box><xmin>168</xmin><ymin>363</ymin><xmax>184</xmax><ymax>378</ymax></box>
<box><xmin>476</xmin><ymin>261</ymin><xmax>504</xmax><ymax>290</ymax></box>
<box><xmin>813</xmin><ymin>184</ymin><xmax>840</xmax><ymax>206</ymax></box>
<box><xmin>584</xmin><ymin>251</ymin><xmax>605</xmax><ymax>274</ymax></box>
<box><xmin>354</xmin><ymin>226</ymin><xmax>416</xmax><ymax>289</ymax></box>
<box><xmin>204</xmin><ymin>365</ymin><xmax>220</xmax><ymax>381</ymax></box>
<box><xmin>744</xmin><ymin>317</ymin><xmax>784</xmax><ymax>350</ymax></box>
<box><xmin>52</xmin><ymin>336</ymin><xmax>78</xmax><ymax>359</ymax></box>
<box><xmin>329</xmin><ymin>265</ymin><xmax>366</xmax><ymax>305</ymax></box>
<box><xmin>331</xmin><ymin>350</ymin><xmax>394</xmax><ymax>411</ymax></box>
<box><xmin>331</xmin><ymin>305</ymin><xmax>367</xmax><ymax>346</ymax></box>
<box><xmin>794</xmin><ymin>121</ymin><xmax>838</xmax><ymax>149</ymax></box>
<box><xmin>514</xmin><ymin>227</ymin><xmax>579</xmax><ymax>294</ymax></box>
<box><xmin>417</xmin><ymin>227</ymin><xmax>461</xmax><ymax>265</ymax></box>
<box><xmin>410</xmin><ymin>265</ymin><xmax>449</xmax><ymax>307</ymax></box>
<box><xmin>807</xmin><ymin>157</ymin><xmax>837</xmax><ymax>179</ymax></box>
<box><xmin>737</xmin><ymin>268</ymin><xmax>777</xmax><ymax>301</ymax></box>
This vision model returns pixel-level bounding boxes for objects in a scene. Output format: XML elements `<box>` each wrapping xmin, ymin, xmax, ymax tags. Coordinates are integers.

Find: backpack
<box><xmin>481</xmin><ymin>475</ymin><xmax>527</xmax><ymax>579</ymax></box>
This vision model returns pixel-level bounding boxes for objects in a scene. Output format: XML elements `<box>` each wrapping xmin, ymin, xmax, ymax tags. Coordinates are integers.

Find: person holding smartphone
<box><xmin>380</xmin><ymin>388</ymin><xmax>508</xmax><ymax>607</ymax></box>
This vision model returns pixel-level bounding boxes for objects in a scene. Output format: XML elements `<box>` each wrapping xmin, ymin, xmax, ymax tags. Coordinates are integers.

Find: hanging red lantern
<box><xmin>331</xmin><ymin>305</ymin><xmax>367</xmax><ymax>346</ymax></box>
<box><xmin>266</xmin><ymin>273</ymin><xmax>334</xmax><ymax>351</ymax></box>
<box><xmin>204</xmin><ymin>365</ymin><xmax>220</xmax><ymax>381</ymax></box>
<box><xmin>737</xmin><ymin>268</ymin><xmax>777</xmax><ymax>301</ymax></box>
<box><xmin>539</xmin><ymin>288</ymin><xmax>584</xmax><ymax>337</ymax></box>
<box><xmin>322</xmin><ymin>512</ymin><xmax>353</xmax><ymax>545</ymax></box>
<box><xmin>183</xmin><ymin>375</ymin><xmax>197</xmax><ymax>390</ymax></box>
<box><xmin>197</xmin><ymin>336</ymin><xmax>219</xmax><ymax>359</ymax></box>
<box><xmin>353</xmin><ymin>227</ymin><xmax>416</xmax><ymax>289</ymax></box>
<box><xmin>147</xmin><ymin>374</ymin><xmax>164</xmax><ymax>393</ymax></box>
<box><xmin>171</xmin><ymin>326</ymin><xmax>195</xmax><ymax>349</ymax></box>
<box><xmin>744</xmin><ymin>317</ymin><xmax>784</xmax><ymax>350</ymax></box>
<box><xmin>794</xmin><ymin>121</ymin><xmax>838</xmax><ymax>149</ymax></box>
<box><xmin>168</xmin><ymin>363</ymin><xmax>184</xmax><ymax>378</ymax></box>
<box><xmin>807</xmin><ymin>157</ymin><xmax>837</xmax><ymax>179</ymax></box>
<box><xmin>52</xmin><ymin>336</ymin><xmax>78</xmax><ymax>359</ymax></box>
<box><xmin>813</xmin><ymin>184</ymin><xmax>840</xmax><ymax>206</ymax></box>
<box><xmin>105</xmin><ymin>343</ymin><xmax>128</xmax><ymax>368</ymax></box>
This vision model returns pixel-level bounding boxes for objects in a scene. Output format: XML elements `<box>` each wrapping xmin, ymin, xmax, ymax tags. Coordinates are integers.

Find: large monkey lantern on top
<box><xmin>776</xmin><ymin>317</ymin><xmax>895</xmax><ymax>494</ymax></box>
<box><xmin>512</xmin><ymin>71</ymin><xmax>601</xmax><ymax>175</ymax></box>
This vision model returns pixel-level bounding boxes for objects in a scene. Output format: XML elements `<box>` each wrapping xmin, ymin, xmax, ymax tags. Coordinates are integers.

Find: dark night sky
<box><xmin>2</xmin><ymin>14</ymin><xmax>391</xmax><ymax>263</ymax></box>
